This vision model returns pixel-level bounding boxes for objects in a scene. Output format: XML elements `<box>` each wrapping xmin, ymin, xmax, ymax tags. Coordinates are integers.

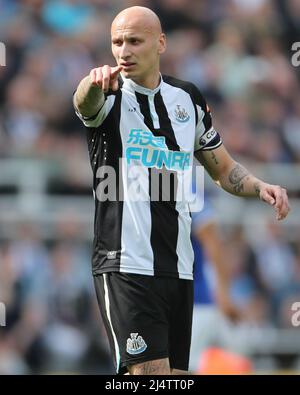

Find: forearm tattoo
<box><xmin>211</xmin><ymin>151</ymin><xmax>219</xmax><ymax>165</ymax></box>
<box><xmin>228</xmin><ymin>164</ymin><xmax>249</xmax><ymax>194</ymax></box>
<box><xmin>254</xmin><ymin>182</ymin><xmax>261</xmax><ymax>197</ymax></box>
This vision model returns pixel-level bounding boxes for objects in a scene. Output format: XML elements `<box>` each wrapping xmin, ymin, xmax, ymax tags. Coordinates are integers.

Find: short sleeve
<box><xmin>73</xmin><ymin>91</ymin><xmax>116</xmax><ymax>128</ymax></box>
<box><xmin>193</xmin><ymin>91</ymin><xmax>222</xmax><ymax>152</ymax></box>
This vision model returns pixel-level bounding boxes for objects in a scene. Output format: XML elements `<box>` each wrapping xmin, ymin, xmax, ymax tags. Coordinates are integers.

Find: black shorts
<box><xmin>93</xmin><ymin>272</ymin><xmax>194</xmax><ymax>374</ymax></box>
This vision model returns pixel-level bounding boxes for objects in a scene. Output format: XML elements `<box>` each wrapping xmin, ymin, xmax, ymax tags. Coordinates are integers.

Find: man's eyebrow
<box><xmin>112</xmin><ymin>35</ymin><xmax>144</xmax><ymax>43</ymax></box>
<box><xmin>127</xmin><ymin>36</ymin><xmax>143</xmax><ymax>40</ymax></box>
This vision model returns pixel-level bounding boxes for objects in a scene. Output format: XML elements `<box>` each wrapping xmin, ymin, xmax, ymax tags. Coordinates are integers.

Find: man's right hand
<box><xmin>89</xmin><ymin>65</ymin><xmax>123</xmax><ymax>93</ymax></box>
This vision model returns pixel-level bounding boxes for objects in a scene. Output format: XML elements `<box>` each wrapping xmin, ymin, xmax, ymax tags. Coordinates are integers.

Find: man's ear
<box><xmin>158</xmin><ymin>33</ymin><xmax>166</xmax><ymax>55</ymax></box>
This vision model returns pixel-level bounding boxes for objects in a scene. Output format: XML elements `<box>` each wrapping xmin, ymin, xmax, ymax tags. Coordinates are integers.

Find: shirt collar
<box><xmin>121</xmin><ymin>73</ymin><xmax>163</xmax><ymax>95</ymax></box>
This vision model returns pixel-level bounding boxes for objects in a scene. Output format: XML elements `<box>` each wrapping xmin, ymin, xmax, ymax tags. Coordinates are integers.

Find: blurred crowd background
<box><xmin>0</xmin><ymin>0</ymin><xmax>300</xmax><ymax>374</ymax></box>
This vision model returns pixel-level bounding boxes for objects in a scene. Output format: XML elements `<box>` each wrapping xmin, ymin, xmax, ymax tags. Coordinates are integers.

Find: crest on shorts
<box><xmin>175</xmin><ymin>105</ymin><xmax>190</xmax><ymax>123</ymax></box>
<box><xmin>126</xmin><ymin>333</ymin><xmax>147</xmax><ymax>355</ymax></box>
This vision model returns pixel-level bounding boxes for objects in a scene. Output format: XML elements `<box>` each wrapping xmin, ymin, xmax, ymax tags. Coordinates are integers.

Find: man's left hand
<box><xmin>258</xmin><ymin>183</ymin><xmax>290</xmax><ymax>220</ymax></box>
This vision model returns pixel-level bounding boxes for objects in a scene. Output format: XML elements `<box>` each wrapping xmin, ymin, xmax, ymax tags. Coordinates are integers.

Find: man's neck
<box><xmin>132</xmin><ymin>72</ymin><xmax>161</xmax><ymax>90</ymax></box>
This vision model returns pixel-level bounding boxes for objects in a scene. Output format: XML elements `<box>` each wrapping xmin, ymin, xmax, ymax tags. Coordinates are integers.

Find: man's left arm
<box><xmin>195</xmin><ymin>144</ymin><xmax>290</xmax><ymax>221</ymax></box>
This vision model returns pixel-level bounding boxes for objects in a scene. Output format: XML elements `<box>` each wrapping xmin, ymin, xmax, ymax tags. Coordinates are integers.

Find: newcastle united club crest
<box><xmin>126</xmin><ymin>333</ymin><xmax>147</xmax><ymax>355</ymax></box>
<box><xmin>175</xmin><ymin>105</ymin><xmax>190</xmax><ymax>123</ymax></box>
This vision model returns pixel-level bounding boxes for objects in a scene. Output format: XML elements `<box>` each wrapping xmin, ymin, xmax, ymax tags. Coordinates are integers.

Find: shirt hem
<box><xmin>92</xmin><ymin>266</ymin><xmax>193</xmax><ymax>280</ymax></box>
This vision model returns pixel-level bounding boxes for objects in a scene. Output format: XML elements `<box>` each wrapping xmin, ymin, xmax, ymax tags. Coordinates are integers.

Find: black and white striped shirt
<box><xmin>75</xmin><ymin>74</ymin><xmax>222</xmax><ymax>280</ymax></box>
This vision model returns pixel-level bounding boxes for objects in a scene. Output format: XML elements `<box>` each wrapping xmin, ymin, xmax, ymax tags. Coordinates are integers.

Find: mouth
<box><xmin>120</xmin><ymin>62</ymin><xmax>136</xmax><ymax>69</ymax></box>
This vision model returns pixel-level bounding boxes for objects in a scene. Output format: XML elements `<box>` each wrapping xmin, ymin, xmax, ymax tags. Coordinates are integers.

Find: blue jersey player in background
<box><xmin>189</xmin><ymin>193</ymin><xmax>241</xmax><ymax>372</ymax></box>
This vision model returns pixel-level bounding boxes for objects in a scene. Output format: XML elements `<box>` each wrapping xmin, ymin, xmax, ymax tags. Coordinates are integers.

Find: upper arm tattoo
<box><xmin>228</xmin><ymin>164</ymin><xmax>249</xmax><ymax>194</ymax></box>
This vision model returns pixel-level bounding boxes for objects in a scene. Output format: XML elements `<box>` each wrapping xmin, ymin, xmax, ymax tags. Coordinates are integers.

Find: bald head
<box><xmin>111</xmin><ymin>6</ymin><xmax>162</xmax><ymax>36</ymax></box>
<box><xmin>110</xmin><ymin>6</ymin><xmax>166</xmax><ymax>89</ymax></box>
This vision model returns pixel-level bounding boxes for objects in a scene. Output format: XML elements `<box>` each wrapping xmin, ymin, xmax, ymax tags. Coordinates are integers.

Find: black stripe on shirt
<box><xmin>154</xmin><ymin>91</ymin><xmax>181</xmax><ymax>151</ymax></box>
<box><xmin>135</xmin><ymin>91</ymin><xmax>180</xmax><ymax>278</ymax></box>
<box><xmin>135</xmin><ymin>92</ymin><xmax>154</xmax><ymax>130</ymax></box>
<box><xmin>91</xmin><ymin>90</ymin><xmax>124</xmax><ymax>275</ymax></box>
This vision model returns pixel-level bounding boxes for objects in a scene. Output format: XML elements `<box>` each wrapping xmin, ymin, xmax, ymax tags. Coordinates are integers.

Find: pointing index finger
<box><xmin>111</xmin><ymin>65</ymin><xmax>123</xmax><ymax>78</ymax></box>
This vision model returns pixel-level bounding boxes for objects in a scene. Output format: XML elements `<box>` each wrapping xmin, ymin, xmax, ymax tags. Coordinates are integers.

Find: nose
<box><xmin>119</xmin><ymin>42</ymin><xmax>131</xmax><ymax>60</ymax></box>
